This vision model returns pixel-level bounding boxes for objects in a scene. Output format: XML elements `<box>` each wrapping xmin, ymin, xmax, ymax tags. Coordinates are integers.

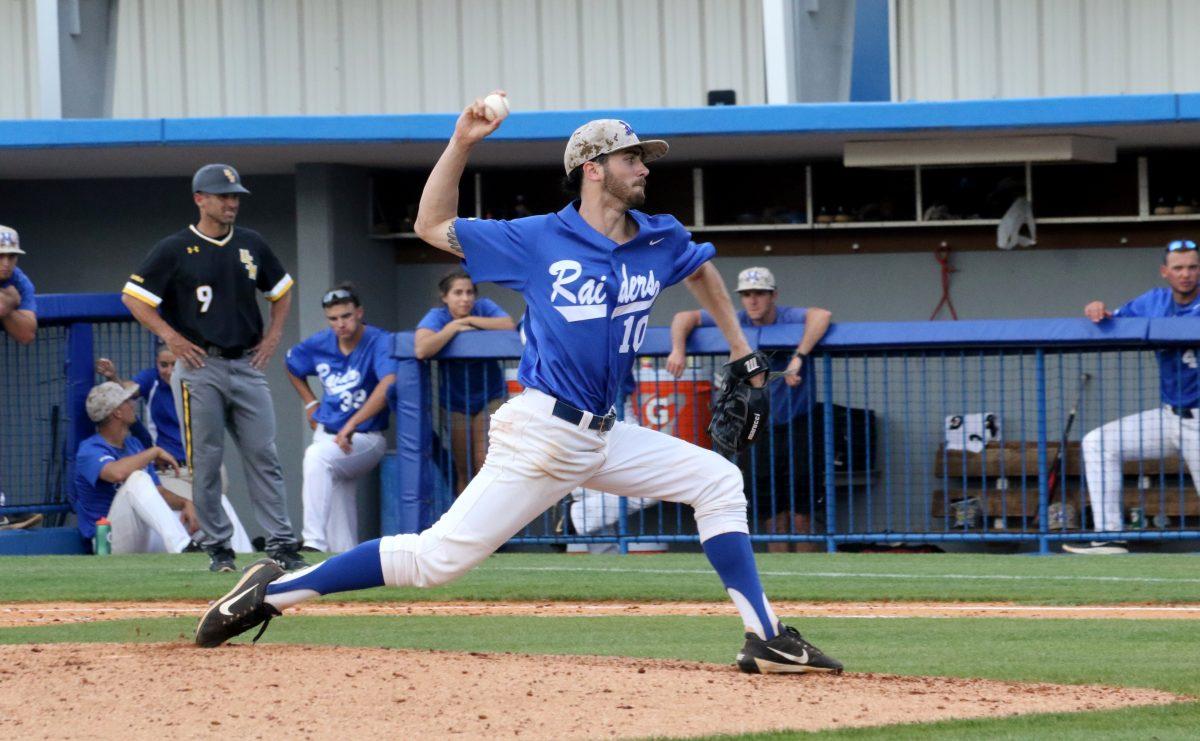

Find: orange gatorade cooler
<box><xmin>505</xmin><ymin>366</ymin><xmax>524</xmax><ymax>397</ymax></box>
<box><xmin>630</xmin><ymin>366</ymin><xmax>713</xmax><ymax>447</ymax></box>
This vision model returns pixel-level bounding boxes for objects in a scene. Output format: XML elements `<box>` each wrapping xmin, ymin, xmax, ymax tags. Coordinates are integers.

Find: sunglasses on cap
<box><xmin>1167</xmin><ymin>239</ymin><xmax>1197</xmax><ymax>252</ymax></box>
<box><xmin>321</xmin><ymin>288</ymin><xmax>358</xmax><ymax>307</ymax></box>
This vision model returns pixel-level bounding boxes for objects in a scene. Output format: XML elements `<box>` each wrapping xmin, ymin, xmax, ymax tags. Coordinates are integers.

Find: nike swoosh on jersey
<box><xmin>649</xmin><ymin>238</ymin><xmax>665</xmax><ymax>245</ymax></box>
<box><xmin>766</xmin><ymin>645</ymin><xmax>810</xmax><ymax>664</ymax></box>
<box><xmin>218</xmin><ymin>584</ymin><xmax>259</xmax><ymax>616</ymax></box>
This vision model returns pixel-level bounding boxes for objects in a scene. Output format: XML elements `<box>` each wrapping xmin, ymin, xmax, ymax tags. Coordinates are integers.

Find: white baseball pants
<box><xmin>157</xmin><ymin>468</ymin><xmax>254</xmax><ymax>553</ymax></box>
<box><xmin>108</xmin><ymin>470</ymin><xmax>193</xmax><ymax>554</ymax></box>
<box><xmin>378</xmin><ymin>389</ymin><xmax>747</xmax><ymax>588</ymax></box>
<box><xmin>1081</xmin><ymin>406</ymin><xmax>1200</xmax><ymax>531</ymax></box>
<box><xmin>302</xmin><ymin>428</ymin><xmax>387</xmax><ymax>552</ymax></box>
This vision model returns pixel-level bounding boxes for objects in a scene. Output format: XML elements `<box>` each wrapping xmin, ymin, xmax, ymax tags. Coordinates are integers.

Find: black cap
<box><xmin>192</xmin><ymin>164</ymin><xmax>251</xmax><ymax>195</ymax></box>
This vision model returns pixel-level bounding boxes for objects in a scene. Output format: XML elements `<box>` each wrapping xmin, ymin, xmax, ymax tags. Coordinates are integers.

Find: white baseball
<box><xmin>483</xmin><ymin>93</ymin><xmax>510</xmax><ymax>122</ymax></box>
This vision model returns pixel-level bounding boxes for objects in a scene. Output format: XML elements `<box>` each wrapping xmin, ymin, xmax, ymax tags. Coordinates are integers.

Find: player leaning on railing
<box><xmin>193</xmin><ymin>92</ymin><xmax>843</xmax><ymax>675</ymax></box>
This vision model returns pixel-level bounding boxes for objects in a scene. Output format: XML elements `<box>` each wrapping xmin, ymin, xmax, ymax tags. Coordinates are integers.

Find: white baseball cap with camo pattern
<box><xmin>86</xmin><ymin>381</ymin><xmax>140</xmax><ymax>423</ymax></box>
<box><xmin>563</xmin><ymin>119</ymin><xmax>669</xmax><ymax>174</ymax></box>
<box><xmin>0</xmin><ymin>225</ymin><xmax>25</xmax><ymax>255</ymax></box>
<box><xmin>736</xmin><ymin>267</ymin><xmax>776</xmax><ymax>292</ymax></box>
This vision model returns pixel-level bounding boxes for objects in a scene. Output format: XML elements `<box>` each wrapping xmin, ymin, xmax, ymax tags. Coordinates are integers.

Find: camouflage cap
<box><xmin>736</xmin><ymin>266</ymin><xmax>776</xmax><ymax>292</ymax></box>
<box><xmin>0</xmin><ymin>225</ymin><xmax>24</xmax><ymax>255</ymax></box>
<box><xmin>86</xmin><ymin>381</ymin><xmax>139</xmax><ymax>423</ymax></box>
<box><xmin>563</xmin><ymin>119</ymin><xmax>668</xmax><ymax>174</ymax></box>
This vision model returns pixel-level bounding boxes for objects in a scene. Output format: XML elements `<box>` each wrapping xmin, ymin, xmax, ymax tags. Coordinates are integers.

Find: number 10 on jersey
<box><xmin>619</xmin><ymin>315</ymin><xmax>648</xmax><ymax>353</ymax></box>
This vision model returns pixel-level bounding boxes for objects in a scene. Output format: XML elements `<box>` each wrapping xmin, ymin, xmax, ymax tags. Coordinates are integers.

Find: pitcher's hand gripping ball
<box><xmin>708</xmin><ymin>351</ymin><xmax>770</xmax><ymax>457</ymax></box>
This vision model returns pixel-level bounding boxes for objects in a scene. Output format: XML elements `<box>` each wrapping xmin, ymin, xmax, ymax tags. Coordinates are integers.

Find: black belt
<box><xmin>1168</xmin><ymin>405</ymin><xmax>1196</xmax><ymax>419</ymax></box>
<box><xmin>204</xmin><ymin>344</ymin><xmax>246</xmax><ymax>360</ymax></box>
<box><xmin>552</xmin><ymin>399</ymin><xmax>616</xmax><ymax>432</ymax></box>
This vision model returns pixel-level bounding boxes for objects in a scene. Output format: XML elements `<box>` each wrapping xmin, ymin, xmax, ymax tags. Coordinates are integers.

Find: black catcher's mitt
<box><xmin>708</xmin><ymin>351</ymin><xmax>771</xmax><ymax>457</ymax></box>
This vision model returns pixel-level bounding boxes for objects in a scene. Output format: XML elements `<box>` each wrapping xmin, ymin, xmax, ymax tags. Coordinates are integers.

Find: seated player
<box><xmin>1070</xmin><ymin>239</ymin><xmax>1200</xmax><ymax>554</ymax></box>
<box><xmin>74</xmin><ymin>382</ymin><xmax>198</xmax><ymax>553</ymax></box>
<box><xmin>95</xmin><ymin>351</ymin><xmax>252</xmax><ymax>553</ymax></box>
<box><xmin>286</xmin><ymin>284</ymin><xmax>397</xmax><ymax>552</ymax></box>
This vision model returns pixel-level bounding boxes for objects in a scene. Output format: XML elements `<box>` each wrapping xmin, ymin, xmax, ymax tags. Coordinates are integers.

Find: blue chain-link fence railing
<box><xmin>392</xmin><ymin>318</ymin><xmax>1200</xmax><ymax>553</ymax></box>
<box><xmin>0</xmin><ymin>295</ymin><xmax>153</xmax><ymax>527</ymax></box>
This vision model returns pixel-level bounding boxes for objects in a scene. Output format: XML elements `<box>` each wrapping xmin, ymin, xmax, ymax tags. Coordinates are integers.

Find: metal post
<box><xmin>1035</xmin><ymin>349</ymin><xmax>1050</xmax><ymax>555</ymax></box>
<box><xmin>390</xmin><ymin>356</ymin><xmax>432</xmax><ymax>534</ymax></box>
<box><xmin>822</xmin><ymin>354</ymin><xmax>838</xmax><ymax>552</ymax></box>
<box><xmin>65</xmin><ymin>323</ymin><xmax>95</xmax><ymax>506</ymax></box>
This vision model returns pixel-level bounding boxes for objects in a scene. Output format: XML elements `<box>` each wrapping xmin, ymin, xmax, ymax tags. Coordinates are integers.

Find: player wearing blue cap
<box><xmin>196</xmin><ymin>93</ymin><xmax>843</xmax><ymax>675</ymax></box>
<box><xmin>286</xmin><ymin>284</ymin><xmax>397</xmax><ymax>553</ymax></box>
<box><xmin>1071</xmin><ymin>239</ymin><xmax>1200</xmax><ymax>554</ymax></box>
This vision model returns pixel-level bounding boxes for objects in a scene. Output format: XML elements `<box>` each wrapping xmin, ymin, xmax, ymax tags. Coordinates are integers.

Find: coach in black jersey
<box><xmin>121</xmin><ymin>164</ymin><xmax>307</xmax><ymax>573</ymax></box>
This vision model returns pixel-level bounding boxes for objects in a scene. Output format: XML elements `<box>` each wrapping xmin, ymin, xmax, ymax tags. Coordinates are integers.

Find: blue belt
<box><xmin>551</xmin><ymin>399</ymin><xmax>616</xmax><ymax>432</ymax></box>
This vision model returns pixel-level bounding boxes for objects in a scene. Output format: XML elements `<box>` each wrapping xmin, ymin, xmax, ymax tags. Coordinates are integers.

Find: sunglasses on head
<box><xmin>1167</xmin><ymin>239</ymin><xmax>1197</xmax><ymax>252</ymax></box>
<box><xmin>321</xmin><ymin>288</ymin><xmax>357</xmax><ymax>307</ymax></box>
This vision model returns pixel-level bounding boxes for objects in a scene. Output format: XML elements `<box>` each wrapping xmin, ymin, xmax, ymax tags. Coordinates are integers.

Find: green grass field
<box><xmin>1</xmin><ymin>552</ymin><xmax>1198</xmax><ymax>739</ymax></box>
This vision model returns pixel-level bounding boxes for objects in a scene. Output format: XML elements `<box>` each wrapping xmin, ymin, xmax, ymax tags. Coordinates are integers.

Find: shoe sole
<box><xmin>736</xmin><ymin>653</ymin><xmax>844</xmax><ymax>675</ymax></box>
<box><xmin>209</xmin><ymin>564</ymin><xmax>237</xmax><ymax>573</ymax></box>
<box><xmin>195</xmin><ymin>559</ymin><xmax>278</xmax><ymax>648</ymax></box>
<box><xmin>1062</xmin><ymin>546</ymin><xmax>1129</xmax><ymax>555</ymax></box>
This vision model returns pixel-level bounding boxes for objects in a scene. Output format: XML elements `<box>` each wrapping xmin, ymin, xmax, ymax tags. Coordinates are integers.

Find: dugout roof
<box><xmin>5</xmin><ymin>93</ymin><xmax>1200</xmax><ymax>179</ymax></box>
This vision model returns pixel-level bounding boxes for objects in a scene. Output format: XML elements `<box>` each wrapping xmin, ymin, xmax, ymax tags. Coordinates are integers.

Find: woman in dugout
<box><xmin>414</xmin><ymin>269</ymin><xmax>515</xmax><ymax>495</ymax></box>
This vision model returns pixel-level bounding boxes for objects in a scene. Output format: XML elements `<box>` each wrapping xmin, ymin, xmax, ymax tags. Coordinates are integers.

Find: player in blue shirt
<box><xmin>1071</xmin><ymin>239</ymin><xmax>1200</xmax><ymax>554</ymax></box>
<box><xmin>286</xmin><ymin>284</ymin><xmax>398</xmax><ymax>552</ymax></box>
<box><xmin>0</xmin><ymin>224</ymin><xmax>37</xmax><ymax>345</ymax></box>
<box><xmin>0</xmin><ymin>224</ymin><xmax>39</xmax><ymax>529</ymax></box>
<box><xmin>95</xmin><ymin>350</ymin><xmax>252</xmax><ymax>553</ymax></box>
<box><xmin>415</xmin><ymin>269</ymin><xmax>515</xmax><ymax>495</ymax></box>
<box><xmin>196</xmin><ymin>95</ymin><xmax>844</xmax><ymax>674</ymax></box>
<box><xmin>74</xmin><ymin>381</ymin><xmax>199</xmax><ymax>553</ymax></box>
<box><xmin>667</xmin><ymin>266</ymin><xmax>832</xmax><ymax>552</ymax></box>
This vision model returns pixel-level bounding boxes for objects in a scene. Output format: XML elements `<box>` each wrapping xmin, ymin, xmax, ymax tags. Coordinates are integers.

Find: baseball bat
<box><xmin>42</xmin><ymin>405</ymin><xmax>61</xmax><ymax>527</ymax></box>
<box><xmin>1046</xmin><ymin>372</ymin><xmax>1092</xmax><ymax>502</ymax></box>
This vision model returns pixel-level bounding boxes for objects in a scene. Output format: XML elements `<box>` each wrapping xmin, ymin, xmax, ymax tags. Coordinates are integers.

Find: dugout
<box><xmin>7</xmin><ymin>93</ymin><xmax>1200</xmax><ymax>546</ymax></box>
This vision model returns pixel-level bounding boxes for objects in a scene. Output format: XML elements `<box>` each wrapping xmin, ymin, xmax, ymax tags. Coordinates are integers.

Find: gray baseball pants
<box><xmin>172</xmin><ymin>356</ymin><xmax>297</xmax><ymax>551</ymax></box>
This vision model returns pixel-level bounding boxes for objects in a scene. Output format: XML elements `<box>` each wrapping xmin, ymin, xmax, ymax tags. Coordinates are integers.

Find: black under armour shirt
<box><xmin>123</xmin><ymin>225</ymin><xmax>293</xmax><ymax>349</ymax></box>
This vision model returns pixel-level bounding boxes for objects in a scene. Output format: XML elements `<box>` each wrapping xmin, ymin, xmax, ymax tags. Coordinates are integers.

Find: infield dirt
<box><xmin>0</xmin><ymin>642</ymin><xmax>1184</xmax><ymax>739</ymax></box>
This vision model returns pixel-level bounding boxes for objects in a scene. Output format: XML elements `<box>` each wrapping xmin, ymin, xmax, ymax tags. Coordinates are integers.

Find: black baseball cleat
<box><xmin>207</xmin><ymin>546</ymin><xmax>236</xmax><ymax>573</ymax></box>
<box><xmin>195</xmin><ymin>558</ymin><xmax>284</xmax><ymax>648</ymax></box>
<box><xmin>736</xmin><ymin>625</ymin><xmax>844</xmax><ymax>675</ymax></box>
<box><xmin>268</xmin><ymin>546</ymin><xmax>309</xmax><ymax>571</ymax></box>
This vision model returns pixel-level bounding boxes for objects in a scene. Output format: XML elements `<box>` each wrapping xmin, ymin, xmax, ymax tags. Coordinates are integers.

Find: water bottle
<box><xmin>94</xmin><ymin>517</ymin><xmax>112</xmax><ymax>555</ymax></box>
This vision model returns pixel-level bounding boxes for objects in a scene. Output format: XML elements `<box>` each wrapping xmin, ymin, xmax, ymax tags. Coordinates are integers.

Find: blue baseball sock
<box><xmin>264</xmin><ymin>538</ymin><xmax>385</xmax><ymax>610</ymax></box>
<box><xmin>702</xmin><ymin>532</ymin><xmax>780</xmax><ymax>640</ymax></box>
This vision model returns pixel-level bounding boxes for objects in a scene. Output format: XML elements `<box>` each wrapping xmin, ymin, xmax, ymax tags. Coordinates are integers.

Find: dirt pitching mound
<box><xmin>0</xmin><ymin>643</ymin><xmax>1182</xmax><ymax>739</ymax></box>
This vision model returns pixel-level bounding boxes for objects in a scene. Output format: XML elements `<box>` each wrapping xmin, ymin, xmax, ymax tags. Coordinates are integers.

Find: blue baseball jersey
<box><xmin>699</xmin><ymin>306</ymin><xmax>814</xmax><ymax>423</ymax></box>
<box><xmin>1114</xmin><ymin>287</ymin><xmax>1200</xmax><ymax>406</ymax></box>
<box><xmin>74</xmin><ymin>433</ymin><xmax>161</xmax><ymax>540</ymax></box>
<box><xmin>133</xmin><ymin>367</ymin><xmax>185</xmax><ymax>463</ymax></box>
<box><xmin>286</xmin><ymin>325</ymin><xmax>397</xmax><ymax>432</ymax></box>
<box><xmin>0</xmin><ymin>266</ymin><xmax>37</xmax><ymax>313</ymax></box>
<box><xmin>417</xmin><ymin>298</ymin><xmax>510</xmax><ymax>415</ymax></box>
<box><xmin>456</xmin><ymin>202</ymin><xmax>714</xmax><ymax>414</ymax></box>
